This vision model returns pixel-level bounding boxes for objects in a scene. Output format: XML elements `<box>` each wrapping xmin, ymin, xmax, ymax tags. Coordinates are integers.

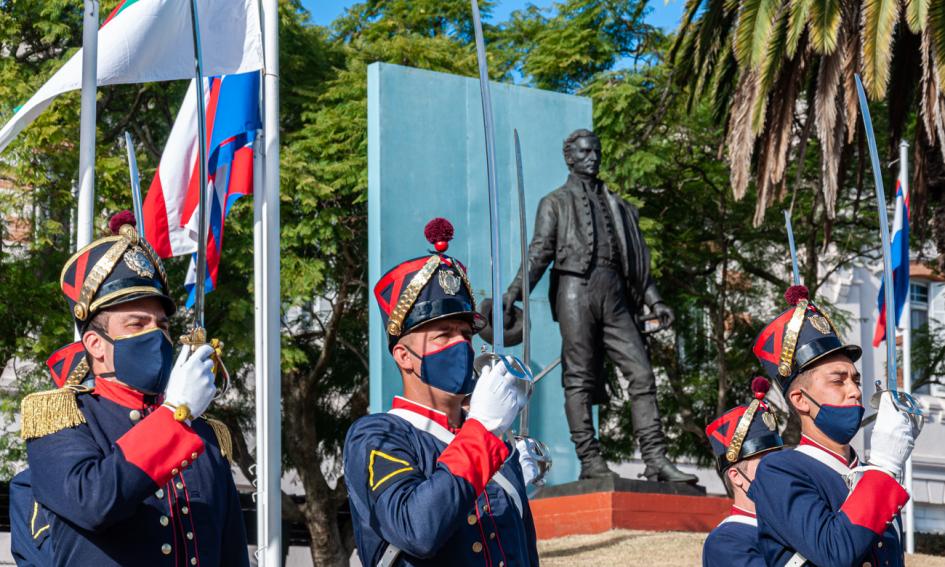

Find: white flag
<box><xmin>0</xmin><ymin>0</ymin><xmax>264</xmax><ymax>154</ymax></box>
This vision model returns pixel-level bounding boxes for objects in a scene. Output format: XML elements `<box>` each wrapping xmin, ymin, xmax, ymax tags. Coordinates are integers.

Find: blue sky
<box><xmin>300</xmin><ymin>0</ymin><xmax>686</xmax><ymax>31</ymax></box>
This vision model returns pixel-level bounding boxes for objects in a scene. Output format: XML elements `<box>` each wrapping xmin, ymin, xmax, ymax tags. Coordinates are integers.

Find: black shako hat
<box><xmin>752</xmin><ymin>285</ymin><xmax>861</xmax><ymax>393</ymax></box>
<box><xmin>705</xmin><ymin>377</ymin><xmax>784</xmax><ymax>473</ymax></box>
<box><xmin>373</xmin><ymin>218</ymin><xmax>486</xmax><ymax>352</ymax></box>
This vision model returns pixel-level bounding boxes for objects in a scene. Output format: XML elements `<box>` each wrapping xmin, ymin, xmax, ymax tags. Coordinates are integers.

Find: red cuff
<box><xmin>115</xmin><ymin>407</ymin><xmax>205</xmax><ymax>485</ymax></box>
<box><xmin>436</xmin><ymin>419</ymin><xmax>510</xmax><ymax>495</ymax></box>
<box><xmin>841</xmin><ymin>470</ymin><xmax>910</xmax><ymax>534</ymax></box>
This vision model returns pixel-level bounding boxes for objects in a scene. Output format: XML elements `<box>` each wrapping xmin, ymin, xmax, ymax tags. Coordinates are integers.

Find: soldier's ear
<box><xmin>787</xmin><ymin>387</ymin><xmax>810</xmax><ymax>416</ymax></box>
<box><xmin>82</xmin><ymin>329</ymin><xmax>108</xmax><ymax>363</ymax></box>
<box><xmin>391</xmin><ymin>342</ymin><xmax>415</xmax><ymax>375</ymax></box>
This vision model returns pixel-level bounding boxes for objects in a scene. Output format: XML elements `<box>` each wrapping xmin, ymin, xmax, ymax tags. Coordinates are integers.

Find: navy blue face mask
<box><xmin>98</xmin><ymin>328</ymin><xmax>175</xmax><ymax>395</ymax></box>
<box><xmin>802</xmin><ymin>390</ymin><xmax>864</xmax><ymax>445</ymax></box>
<box><xmin>405</xmin><ymin>340</ymin><xmax>476</xmax><ymax>395</ymax></box>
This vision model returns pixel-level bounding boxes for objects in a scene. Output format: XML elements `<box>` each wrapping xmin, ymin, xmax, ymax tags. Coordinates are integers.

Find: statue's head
<box><xmin>563</xmin><ymin>129</ymin><xmax>601</xmax><ymax>178</ymax></box>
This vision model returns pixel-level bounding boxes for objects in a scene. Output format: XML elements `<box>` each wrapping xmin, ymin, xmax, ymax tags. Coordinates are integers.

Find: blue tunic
<box><xmin>344</xmin><ymin>396</ymin><xmax>539</xmax><ymax>567</ymax></box>
<box><xmin>25</xmin><ymin>379</ymin><xmax>249</xmax><ymax>567</ymax></box>
<box><xmin>702</xmin><ymin>512</ymin><xmax>765</xmax><ymax>567</ymax></box>
<box><xmin>750</xmin><ymin>437</ymin><xmax>908</xmax><ymax>567</ymax></box>
<box><xmin>9</xmin><ymin>469</ymin><xmax>53</xmax><ymax>566</ymax></box>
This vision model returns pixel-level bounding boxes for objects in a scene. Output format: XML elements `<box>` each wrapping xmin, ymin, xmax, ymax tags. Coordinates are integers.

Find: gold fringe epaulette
<box><xmin>21</xmin><ymin>385</ymin><xmax>91</xmax><ymax>440</ymax></box>
<box><xmin>203</xmin><ymin>417</ymin><xmax>235</xmax><ymax>464</ymax></box>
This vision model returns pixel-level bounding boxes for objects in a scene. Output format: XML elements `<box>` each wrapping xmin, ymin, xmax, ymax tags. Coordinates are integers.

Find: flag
<box><xmin>872</xmin><ymin>179</ymin><xmax>911</xmax><ymax>346</ymax></box>
<box><xmin>143</xmin><ymin>72</ymin><xmax>261</xmax><ymax>307</ymax></box>
<box><xmin>0</xmin><ymin>0</ymin><xmax>263</xmax><ymax>154</ymax></box>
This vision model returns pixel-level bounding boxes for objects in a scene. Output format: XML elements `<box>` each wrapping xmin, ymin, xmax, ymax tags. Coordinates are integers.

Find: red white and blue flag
<box><xmin>872</xmin><ymin>179</ymin><xmax>911</xmax><ymax>346</ymax></box>
<box><xmin>143</xmin><ymin>71</ymin><xmax>261</xmax><ymax>306</ymax></box>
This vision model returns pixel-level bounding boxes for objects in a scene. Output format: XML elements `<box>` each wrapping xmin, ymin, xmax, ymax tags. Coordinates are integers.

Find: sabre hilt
<box><xmin>871</xmin><ymin>380</ymin><xmax>924</xmax><ymax>418</ymax></box>
<box><xmin>180</xmin><ymin>326</ymin><xmax>230</xmax><ymax>399</ymax></box>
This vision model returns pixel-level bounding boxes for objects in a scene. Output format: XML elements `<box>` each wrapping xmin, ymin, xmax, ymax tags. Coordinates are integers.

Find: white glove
<box><xmin>163</xmin><ymin>345</ymin><xmax>217</xmax><ymax>421</ymax></box>
<box><xmin>467</xmin><ymin>360</ymin><xmax>528</xmax><ymax>437</ymax></box>
<box><xmin>869</xmin><ymin>391</ymin><xmax>922</xmax><ymax>478</ymax></box>
<box><xmin>516</xmin><ymin>438</ymin><xmax>541</xmax><ymax>486</ymax></box>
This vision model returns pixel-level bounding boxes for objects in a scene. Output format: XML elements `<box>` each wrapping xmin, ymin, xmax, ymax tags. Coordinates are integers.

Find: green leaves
<box><xmin>861</xmin><ymin>0</ymin><xmax>901</xmax><ymax>99</ymax></box>
<box><xmin>734</xmin><ymin>0</ymin><xmax>779</xmax><ymax>67</ymax></box>
<box><xmin>808</xmin><ymin>0</ymin><xmax>842</xmax><ymax>54</ymax></box>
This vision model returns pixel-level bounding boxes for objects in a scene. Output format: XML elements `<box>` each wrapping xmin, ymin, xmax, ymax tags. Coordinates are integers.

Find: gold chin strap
<box><xmin>386</xmin><ymin>256</ymin><xmax>441</xmax><ymax>336</ymax></box>
<box><xmin>778</xmin><ymin>299</ymin><xmax>809</xmax><ymax>377</ymax></box>
<box><xmin>726</xmin><ymin>399</ymin><xmax>761</xmax><ymax>463</ymax></box>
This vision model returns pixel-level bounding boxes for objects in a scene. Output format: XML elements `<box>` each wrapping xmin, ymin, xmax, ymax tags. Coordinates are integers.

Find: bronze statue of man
<box><xmin>504</xmin><ymin>129</ymin><xmax>696</xmax><ymax>483</ymax></box>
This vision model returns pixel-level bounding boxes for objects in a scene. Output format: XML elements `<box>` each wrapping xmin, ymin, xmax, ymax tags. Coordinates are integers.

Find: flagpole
<box><xmin>259</xmin><ymin>0</ymin><xmax>282</xmax><ymax>565</ymax></box>
<box><xmin>900</xmin><ymin>139</ymin><xmax>915</xmax><ymax>554</ymax></box>
<box><xmin>75</xmin><ymin>0</ymin><xmax>98</xmax><ymax>250</ymax></box>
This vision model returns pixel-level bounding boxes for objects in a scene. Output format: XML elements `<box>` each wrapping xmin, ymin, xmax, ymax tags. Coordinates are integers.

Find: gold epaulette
<box><xmin>20</xmin><ymin>385</ymin><xmax>91</xmax><ymax>440</ymax></box>
<box><xmin>203</xmin><ymin>417</ymin><xmax>235</xmax><ymax>464</ymax></box>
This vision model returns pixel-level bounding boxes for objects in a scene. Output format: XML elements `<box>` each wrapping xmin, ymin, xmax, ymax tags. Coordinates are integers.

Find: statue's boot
<box><xmin>579</xmin><ymin>454</ymin><xmax>619</xmax><ymax>480</ymax></box>
<box><xmin>640</xmin><ymin>457</ymin><xmax>698</xmax><ymax>484</ymax></box>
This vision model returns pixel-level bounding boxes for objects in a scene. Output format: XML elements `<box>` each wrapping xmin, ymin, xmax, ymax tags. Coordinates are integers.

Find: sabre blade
<box><xmin>854</xmin><ymin>74</ymin><xmax>922</xmax><ymax>416</ymax></box>
<box><xmin>514</xmin><ymin>129</ymin><xmax>531</xmax><ymax>436</ymax></box>
<box><xmin>783</xmin><ymin>210</ymin><xmax>800</xmax><ymax>285</ymax></box>
<box><xmin>189</xmin><ymin>0</ymin><xmax>209</xmax><ymax>331</ymax></box>
<box><xmin>470</xmin><ymin>0</ymin><xmax>504</xmax><ymax>353</ymax></box>
<box><xmin>124</xmin><ymin>131</ymin><xmax>145</xmax><ymax>238</ymax></box>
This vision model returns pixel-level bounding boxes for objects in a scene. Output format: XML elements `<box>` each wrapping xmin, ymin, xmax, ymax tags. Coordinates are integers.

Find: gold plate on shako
<box><xmin>124</xmin><ymin>247</ymin><xmax>156</xmax><ymax>279</ymax></box>
<box><xmin>762</xmin><ymin>411</ymin><xmax>777</xmax><ymax>431</ymax></box>
<box><xmin>438</xmin><ymin>269</ymin><xmax>461</xmax><ymax>295</ymax></box>
<box><xmin>809</xmin><ymin>314</ymin><xmax>831</xmax><ymax>335</ymax></box>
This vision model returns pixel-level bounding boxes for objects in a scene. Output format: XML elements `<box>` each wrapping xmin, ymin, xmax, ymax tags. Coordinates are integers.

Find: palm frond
<box><xmin>787</xmin><ymin>0</ymin><xmax>813</xmax><ymax>57</ymax></box>
<box><xmin>930</xmin><ymin>0</ymin><xmax>945</xmax><ymax>89</ymax></box>
<box><xmin>841</xmin><ymin>0</ymin><xmax>861</xmax><ymax>142</ymax></box>
<box><xmin>905</xmin><ymin>0</ymin><xmax>929</xmax><ymax>34</ymax></box>
<box><xmin>670</xmin><ymin>0</ymin><xmax>709</xmax><ymax>62</ymax></box>
<box><xmin>727</xmin><ymin>71</ymin><xmax>761</xmax><ymax>200</ymax></box>
<box><xmin>861</xmin><ymin>0</ymin><xmax>901</xmax><ymax>99</ymax></box>
<box><xmin>734</xmin><ymin>0</ymin><xmax>780</xmax><ymax>67</ymax></box>
<box><xmin>752</xmin><ymin>2</ymin><xmax>790</xmax><ymax>132</ymax></box>
<box><xmin>815</xmin><ymin>44</ymin><xmax>843</xmax><ymax>217</ymax></box>
<box><xmin>808</xmin><ymin>0</ymin><xmax>842</xmax><ymax>54</ymax></box>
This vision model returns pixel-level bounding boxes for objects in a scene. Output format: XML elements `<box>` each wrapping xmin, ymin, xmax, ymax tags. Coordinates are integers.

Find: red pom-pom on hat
<box><xmin>424</xmin><ymin>217</ymin><xmax>454</xmax><ymax>253</ymax></box>
<box><xmin>751</xmin><ymin>376</ymin><xmax>771</xmax><ymax>400</ymax></box>
<box><xmin>109</xmin><ymin>210</ymin><xmax>136</xmax><ymax>235</ymax></box>
<box><xmin>784</xmin><ymin>285</ymin><xmax>809</xmax><ymax>306</ymax></box>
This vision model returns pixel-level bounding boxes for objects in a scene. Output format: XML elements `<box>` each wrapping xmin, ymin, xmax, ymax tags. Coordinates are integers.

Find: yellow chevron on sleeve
<box><xmin>369</xmin><ymin>449</ymin><xmax>413</xmax><ymax>491</ymax></box>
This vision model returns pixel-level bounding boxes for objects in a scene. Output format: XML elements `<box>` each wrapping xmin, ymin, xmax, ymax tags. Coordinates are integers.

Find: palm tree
<box><xmin>671</xmin><ymin>0</ymin><xmax>945</xmax><ymax>261</ymax></box>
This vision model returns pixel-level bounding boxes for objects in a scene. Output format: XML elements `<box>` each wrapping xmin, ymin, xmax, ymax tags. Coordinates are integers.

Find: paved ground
<box><xmin>537</xmin><ymin>529</ymin><xmax>945</xmax><ymax>566</ymax></box>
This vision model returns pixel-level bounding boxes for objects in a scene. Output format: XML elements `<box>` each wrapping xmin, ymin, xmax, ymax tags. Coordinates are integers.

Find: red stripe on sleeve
<box><xmin>436</xmin><ymin>419</ymin><xmax>510</xmax><ymax>495</ymax></box>
<box><xmin>840</xmin><ymin>470</ymin><xmax>909</xmax><ymax>534</ymax></box>
<box><xmin>115</xmin><ymin>407</ymin><xmax>205</xmax><ymax>486</ymax></box>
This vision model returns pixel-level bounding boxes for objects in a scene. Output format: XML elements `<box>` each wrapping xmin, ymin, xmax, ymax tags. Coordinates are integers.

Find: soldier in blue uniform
<box><xmin>21</xmin><ymin>214</ymin><xmax>249</xmax><ymax>566</ymax></box>
<box><xmin>749</xmin><ymin>285</ymin><xmax>921</xmax><ymax>567</ymax></box>
<box><xmin>702</xmin><ymin>377</ymin><xmax>783</xmax><ymax>567</ymax></box>
<box><xmin>344</xmin><ymin>218</ymin><xmax>540</xmax><ymax>567</ymax></box>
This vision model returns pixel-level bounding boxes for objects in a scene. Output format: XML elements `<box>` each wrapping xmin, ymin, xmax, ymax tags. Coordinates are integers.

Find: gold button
<box><xmin>161</xmin><ymin>544</ymin><xmax>172</xmax><ymax>555</ymax></box>
<box><xmin>155</xmin><ymin>489</ymin><xmax>165</xmax><ymax>499</ymax></box>
<box><xmin>129</xmin><ymin>410</ymin><xmax>142</xmax><ymax>422</ymax></box>
<box><xmin>467</xmin><ymin>514</ymin><xmax>477</xmax><ymax>525</ymax></box>
<box><xmin>191</xmin><ymin>559</ymin><xmax>197</xmax><ymax>565</ymax></box>
<box><xmin>186</xmin><ymin>532</ymin><xmax>194</xmax><ymax>540</ymax></box>
<box><xmin>499</xmin><ymin>562</ymin><xmax>505</xmax><ymax>567</ymax></box>
<box><xmin>159</xmin><ymin>515</ymin><xmax>169</xmax><ymax>527</ymax></box>
<box><xmin>878</xmin><ymin>541</ymin><xmax>884</xmax><ymax>548</ymax></box>
<box><xmin>172</xmin><ymin>468</ymin><xmax>179</xmax><ymax>475</ymax></box>
<box><xmin>176</xmin><ymin>482</ymin><xmax>184</xmax><ymax>490</ymax></box>
<box><xmin>191</xmin><ymin>452</ymin><xmax>198</xmax><ymax>460</ymax></box>
<box><xmin>181</xmin><ymin>460</ymin><xmax>189</xmax><ymax>468</ymax></box>
<box><xmin>483</xmin><ymin>504</ymin><xmax>490</xmax><ymax>513</ymax></box>
<box><xmin>181</xmin><ymin>506</ymin><xmax>189</xmax><ymax>515</ymax></box>
<box><xmin>472</xmin><ymin>542</ymin><xmax>483</xmax><ymax>553</ymax></box>
<box><xmin>490</xmin><ymin>532</ymin><xmax>496</xmax><ymax>540</ymax></box>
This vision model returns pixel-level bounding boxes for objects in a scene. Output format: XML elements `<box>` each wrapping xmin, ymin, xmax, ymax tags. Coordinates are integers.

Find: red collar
<box><xmin>94</xmin><ymin>378</ymin><xmax>162</xmax><ymax>409</ymax></box>
<box><xmin>731</xmin><ymin>505</ymin><xmax>756</xmax><ymax>518</ymax></box>
<box><xmin>800</xmin><ymin>434</ymin><xmax>857</xmax><ymax>466</ymax></box>
<box><xmin>391</xmin><ymin>396</ymin><xmax>457</xmax><ymax>432</ymax></box>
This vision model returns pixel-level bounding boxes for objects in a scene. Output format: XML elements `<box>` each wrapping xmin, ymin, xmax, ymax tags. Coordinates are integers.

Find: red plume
<box><xmin>109</xmin><ymin>210</ymin><xmax>136</xmax><ymax>235</ymax></box>
<box><xmin>424</xmin><ymin>217</ymin><xmax>454</xmax><ymax>253</ymax></box>
<box><xmin>784</xmin><ymin>285</ymin><xmax>809</xmax><ymax>306</ymax></box>
<box><xmin>751</xmin><ymin>376</ymin><xmax>771</xmax><ymax>400</ymax></box>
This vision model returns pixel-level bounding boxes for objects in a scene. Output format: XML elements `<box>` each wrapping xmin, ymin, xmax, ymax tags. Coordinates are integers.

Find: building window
<box><xmin>911</xmin><ymin>282</ymin><xmax>929</xmax><ymax>305</ymax></box>
<box><xmin>910</xmin><ymin>282</ymin><xmax>932</xmax><ymax>395</ymax></box>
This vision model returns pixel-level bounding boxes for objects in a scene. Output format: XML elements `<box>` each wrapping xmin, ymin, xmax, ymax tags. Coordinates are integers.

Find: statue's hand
<box><xmin>502</xmin><ymin>289</ymin><xmax>520</xmax><ymax>314</ymax></box>
<box><xmin>651</xmin><ymin>302</ymin><xmax>675</xmax><ymax>330</ymax></box>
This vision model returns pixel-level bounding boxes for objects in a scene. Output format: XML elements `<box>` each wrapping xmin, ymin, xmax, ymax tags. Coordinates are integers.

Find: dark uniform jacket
<box><xmin>344</xmin><ymin>396</ymin><xmax>539</xmax><ymax>567</ymax></box>
<box><xmin>508</xmin><ymin>173</ymin><xmax>661</xmax><ymax>320</ymax></box>
<box><xmin>702</xmin><ymin>508</ymin><xmax>765</xmax><ymax>567</ymax></box>
<box><xmin>10</xmin><ymin>469</ymin><xmax>53</xmax><ymax>566</ymax></box>
<box><xmin>25</xmin><ymin>378</ymin><xmax>249</xmax><ymax>567</ymax></box>
<box><xmin>751</xmin><ymin>435</ymin><xmax>909</xmax><ymax>567</ymax></box>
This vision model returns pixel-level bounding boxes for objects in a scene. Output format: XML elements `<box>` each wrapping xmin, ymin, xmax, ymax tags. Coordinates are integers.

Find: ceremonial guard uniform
<box><xmin>703</xmin><ymin>378</ymin><xmax>783</xmax><ymax>567</ymax></box>
<box><xmin>749</xmin><ymin>286</ymin><xmax>913</xmax><ymax>567</ymax></box>
<box><xmin>21</xmin><ymin>217</ymin><xmax>248</xmax><ymax>566</ymax></box>
<box><xmin>345</xmin><ymin>219</ymin><xmax>539</xmax><ymax>567</ymax></box>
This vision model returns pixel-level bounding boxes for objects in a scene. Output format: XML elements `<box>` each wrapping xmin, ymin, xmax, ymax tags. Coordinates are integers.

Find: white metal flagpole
<box><xmin>257</xmin><ymin>0</ymin><xmax>282</xmax><ymax>564</ymax></box>
<box><xmin>75</xmin><ymin>0</ymin><xmax>99</xmax><ymax>250</ymax></box>
<box><xmin>900</xmin><ymin>139</ymin><xmax>915</xmax><ymax>554</ymax></box>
